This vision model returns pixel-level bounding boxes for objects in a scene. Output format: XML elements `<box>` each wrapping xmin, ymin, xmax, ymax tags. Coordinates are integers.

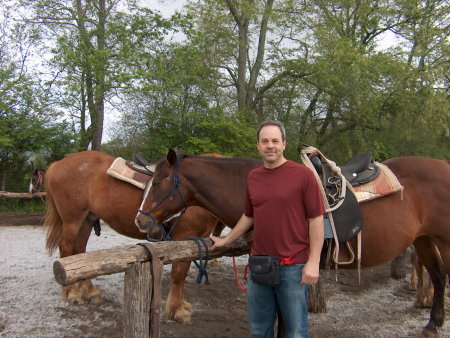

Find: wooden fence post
<box><xmin>308</xmin><ymin>278</ymin><xmax>326</xmax><ymax>313</ymax></box>
<box><xmin>53</xmin><ymin>237</ymin><xmax>252</xmax><ymax>336</ymax></box>
<box><xmin>123</xmin><ymin>261</ymin><xmax>153</xmax><ymax>338</ymax></box>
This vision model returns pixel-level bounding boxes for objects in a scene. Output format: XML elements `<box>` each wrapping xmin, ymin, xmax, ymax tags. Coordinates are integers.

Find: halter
<box><xmin>137</xmin><ymin>155</ymin><xmax>187</xmax><ymax>241</ymax></box>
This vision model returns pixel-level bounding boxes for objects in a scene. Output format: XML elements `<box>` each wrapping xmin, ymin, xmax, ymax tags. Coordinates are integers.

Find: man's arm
<box><xmin>210</xmin><ymin>214</ymin><xmax>254</xmax><ymax>250</ymax></box>
<box><xmin>301</xmin><ymin>214</ymin><xmax>324</xmax><ymax>285</ymax></box>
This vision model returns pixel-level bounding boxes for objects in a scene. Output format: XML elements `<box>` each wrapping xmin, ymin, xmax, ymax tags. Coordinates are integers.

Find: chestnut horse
<box><xmin>29</xmin><ymin>168</ymin><xmax>46</xmax><ymax>194</ymax></box>
<box><xmin>43</xmin><ymin>150</ymin><xmax>221</xmax><ymax>323</ymax></box>
<box><xmin>136</xmin><ymin>149</ymin><xmax>450</xmax><ymax>337</ymax></box>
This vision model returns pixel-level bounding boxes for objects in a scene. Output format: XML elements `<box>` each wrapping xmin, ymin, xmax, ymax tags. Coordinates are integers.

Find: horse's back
<box><xmin>45</xmin><ymin>150</ymin><xmax>116</xmax><ymax>212</ymax></box>
<box><xmin>46</xmin><ymin>151</ymin><xmax>114</xmax><ymax>184</ymax></box>
<box><xmin>383</xmin><ymin>156</ymin><xmax>450</xmax><ymax>200</ymax></box>
<box><xmin>383</xmin><ymin>156</ymin><xmax>450</xmax><ymax>235</ymax></box>
<box><xmin>383</xmin><ymin>156</ymin><xmax>449</xmax><ymax>181</ymax></box>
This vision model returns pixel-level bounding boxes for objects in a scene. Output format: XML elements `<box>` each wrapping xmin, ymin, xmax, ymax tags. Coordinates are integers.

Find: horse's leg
<box><xmin>72</xmin><ymin>217</ymin><xmax>102</xmax><ymax>304</ymax></box>
<box><xmin>425</xmin><ymin>274</ymin><xmax>434</xmax><ymax>308</ymax></box>
<box><xmin>60</xmin><ymin>215</ymin><xmax>101</xmax><ymax>305</ymax></box>
<box><xmin>165</xmin><ymin>261</ymin><xmax>193</xmax><ymax>323</ymax></box>
<box><xmin>414</xmin><ymin>255</ymin><xmax>427</xmax><ymax>308</ymax></box>
<box><xmin>59</xmin><ymin>219</ymin><xmax>86</xmax><ymax>304</ymax></box>
<box><xmin>413</xmin><ymin>237</ymin><xmax>446</xmax><ymax>337</ymax></box>
<box><xmin>409</xmin><ymin>248</ymin><xmax>418</xmax><ymax>291</ymax></box>
<box><xmin>165</xmin><ymin>210</ymin><xmax>220</xmax><ymax>323</ymax></box>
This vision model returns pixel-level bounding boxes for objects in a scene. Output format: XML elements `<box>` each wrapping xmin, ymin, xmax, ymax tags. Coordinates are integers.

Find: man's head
<box><xmin>256</xmin><ymin>120</ymin><xmax>286</xmax><ymax>142</ymax></box>
<box><xmin>256</xmin><ymin>120</ymin><xmax>287</xmax><ymax>168</ymax></box>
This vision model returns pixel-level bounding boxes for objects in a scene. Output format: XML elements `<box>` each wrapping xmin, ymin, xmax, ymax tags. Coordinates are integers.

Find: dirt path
<box><xmin>0</xmin><ymin>213</ymin><xmax>449</xmax><ymax>337</ymax></box>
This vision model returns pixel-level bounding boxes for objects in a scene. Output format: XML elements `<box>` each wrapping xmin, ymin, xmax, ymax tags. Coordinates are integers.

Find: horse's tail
<box><xmin>43</xmin><ymin>171</ymin><xmax>62</xmax><ymax>255</ymax></box>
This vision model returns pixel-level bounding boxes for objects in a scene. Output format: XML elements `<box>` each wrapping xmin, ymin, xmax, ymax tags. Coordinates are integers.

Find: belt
<box><xmin>279</xmin><ymin>255</ymin><xmax>302</xmax><ymax>265</ymax></box>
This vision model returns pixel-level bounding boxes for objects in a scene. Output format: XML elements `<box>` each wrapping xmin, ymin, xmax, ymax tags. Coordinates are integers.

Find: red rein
<box><xmin>232</xmin><ymin>256</ymin><xmax>248</xmax><ymax>291</ymax></box>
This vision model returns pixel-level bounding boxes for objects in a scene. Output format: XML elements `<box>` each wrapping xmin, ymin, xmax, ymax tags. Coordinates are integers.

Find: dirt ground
<box><xmin>0</xmin><ymin>213</ymin><xmax>449</xmax><ymax>338</ymax></box>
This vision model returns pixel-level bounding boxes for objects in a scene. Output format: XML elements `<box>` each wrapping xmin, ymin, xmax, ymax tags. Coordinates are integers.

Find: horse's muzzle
<box><xmin>135</xmin><ymin>213</ymin><xmax>159</xmax><ymax>236</ymax></box>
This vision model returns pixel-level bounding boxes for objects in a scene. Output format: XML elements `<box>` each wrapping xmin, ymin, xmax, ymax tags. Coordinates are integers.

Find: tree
<box><xmin>19</xmin><ymin>0</ymin><xmax>174</xmax><ymax>150</ymax></box>
<box><xmin>108</xmin><ymin>42</ymin><xmax>257</xmax><ymax>160</ymax></box>
<box><xmin>0</xmin><ymin>10</ymin><xmax>75</xmax><ymax>190</ymax></box>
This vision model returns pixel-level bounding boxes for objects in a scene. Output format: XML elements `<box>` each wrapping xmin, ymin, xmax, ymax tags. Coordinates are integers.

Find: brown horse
<box><xmin>135</xmin><ymin>149</ymin><xmax>450</xmax><ymax>337</ymax></box>
<box><xmin>29</xmin><ymin>168</ymin><xmax>46</xmax><ymax>194</ymax></box>
<box><xmin>43</xmin><ymin>150</ymin><xmax>221</xmax><ymax>323</ymax></box>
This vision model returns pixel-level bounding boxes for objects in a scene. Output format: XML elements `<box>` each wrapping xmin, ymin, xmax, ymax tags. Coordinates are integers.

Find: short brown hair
<box><xmin>256</xmin><ymin>120</ymin><xmax>286</xmax><ymax>141</ymax></box>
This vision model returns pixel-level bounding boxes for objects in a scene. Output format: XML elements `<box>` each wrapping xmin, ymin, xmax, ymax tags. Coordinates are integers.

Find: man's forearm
<box><xmin>223</xmin><ymin>214</ymin><xmax>254</xmax><ymax>245</ymax></box>
<box><xmin>308</xmin><ymin>215</ymin><xmax>324</xmax><ymax>264</ymax></box>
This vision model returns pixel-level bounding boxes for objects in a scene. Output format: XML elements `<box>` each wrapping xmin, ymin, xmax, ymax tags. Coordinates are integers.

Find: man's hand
<box><xmin>210</xmin><ymin>214</ymin><xmax>254</xmax><ymax>250</ymax></box>
<box><xmin>210</xmin><ymin>236</ymin><xmax>228</xmax><ymax>250</ymax></box>
<box><xmin>300</xmin><ymin>261</ymin><xmax>320</xmax><ymax>285</ymax></box>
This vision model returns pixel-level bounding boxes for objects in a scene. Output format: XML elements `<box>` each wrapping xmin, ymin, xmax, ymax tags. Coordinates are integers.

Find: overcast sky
<box><xmin>139</xmin><ymin>0</ymin><xmax>187</xmax><ymax>17</ymax></box>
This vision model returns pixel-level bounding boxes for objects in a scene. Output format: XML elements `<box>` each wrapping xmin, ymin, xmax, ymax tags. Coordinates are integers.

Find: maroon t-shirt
<box><xmin>245</xmin><ymin>160</ymin><xmax>325</xmax><ymax>263</ymax></box>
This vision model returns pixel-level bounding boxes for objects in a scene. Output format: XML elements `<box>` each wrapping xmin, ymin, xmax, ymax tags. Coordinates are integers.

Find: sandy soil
<box><xmin>0</xmin><ymin>213</ymin><xmax>449</xmax><ymax>338</ymax></box>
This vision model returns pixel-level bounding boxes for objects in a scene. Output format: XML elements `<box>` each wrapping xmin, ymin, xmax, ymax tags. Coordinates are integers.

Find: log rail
<box><xmin>0</xmin><ymin>191</ymin><xmax>46</xmax><ymax>199</ymax></box>
<box><xmin>53</xmin><ymin>235</ymin><xmax>252</xmax><ymax>338</ymax></box>
<box><xmin>54</xmin><ymin>236</ymin><xmax>251</xmax><ymax>285</ymax></box>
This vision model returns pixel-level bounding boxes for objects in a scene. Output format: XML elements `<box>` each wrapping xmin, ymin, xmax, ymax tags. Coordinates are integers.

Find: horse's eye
<box><xmin>152</xmin><ymin>181</ymin><xmax>160</xmax><ymax>187</ymax></box>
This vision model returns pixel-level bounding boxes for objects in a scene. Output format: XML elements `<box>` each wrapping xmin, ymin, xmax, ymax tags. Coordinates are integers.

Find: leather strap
<box><xmin>140</xmin><ymin>242</ymin><xmax>163</xmax><ymax>338</ymax></box>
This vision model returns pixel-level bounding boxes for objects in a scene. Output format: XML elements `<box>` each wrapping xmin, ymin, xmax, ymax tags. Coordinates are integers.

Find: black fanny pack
<box><xmin>248</xmin><ymin>255</ymin><xmax>280</xmax><ymax>285</ymax></box>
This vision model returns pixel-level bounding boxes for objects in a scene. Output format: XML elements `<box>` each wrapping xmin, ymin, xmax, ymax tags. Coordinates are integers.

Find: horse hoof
<box><xmin>415</xmin><ymin>300</ymin><xmax>427</xmax><ymax>308</ymax></box>
<box><xmin>421</xmin><ymin>326</ymin><xmax>438</xmax><ymax>337</ymax></box>
<box><xmin>182</xmin><ymin>300</ymin><xmax>192</xmax><ymax>312</ymax></box>
<box><xmin>173</xmin><ymin>309</ymin><xmax>192</xmax><ymax>324</ymax></box>
<box><xmin>89</xmin><ymin>295</ymin><xmax>103</xmax><ymax>304</ymax></box>
<box><xmin>68</xmin><ymin>296</ymin><xmax>85</xmax><ymax>305</ymax></box>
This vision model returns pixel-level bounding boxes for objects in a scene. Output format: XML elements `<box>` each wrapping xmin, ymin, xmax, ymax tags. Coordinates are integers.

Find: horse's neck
<box><xmin>183</xmin><ymin>157</ymin><xmax>261</xmax><ymax>226</ymax></box>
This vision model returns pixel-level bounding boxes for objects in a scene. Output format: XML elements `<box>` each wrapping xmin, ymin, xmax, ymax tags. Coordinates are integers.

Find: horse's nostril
<box><xmin>135</xmin><ymin>217</ymin><xmax>142</xmax><ymax>229</ymax></box>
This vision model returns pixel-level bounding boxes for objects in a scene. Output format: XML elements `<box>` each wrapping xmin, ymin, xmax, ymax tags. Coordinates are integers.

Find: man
<box><xmin>211</xmin><ymin>120</ymin><xmax>325</xmax><ymax>338</ymax></box>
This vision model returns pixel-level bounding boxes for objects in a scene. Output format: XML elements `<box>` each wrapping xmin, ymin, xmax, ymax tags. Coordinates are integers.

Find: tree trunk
<box><xmin>91</xmin><ymin>0</ymin><xmax>106</xmax><ymax>150</ymax></box>
<box><xmin>0</xmin><ymin>170</ymin><xmax>6</xmax><ymax>191</ymax></box>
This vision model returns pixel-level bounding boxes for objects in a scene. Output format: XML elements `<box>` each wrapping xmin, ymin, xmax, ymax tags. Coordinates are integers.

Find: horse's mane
<box><xmin>178</xmin><ymin>153</ymin><xmax>261</xmax><ymax>165</ymax></box>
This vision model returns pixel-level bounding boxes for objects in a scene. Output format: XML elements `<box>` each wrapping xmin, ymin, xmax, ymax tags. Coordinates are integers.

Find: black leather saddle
<box><xmin>311</xmin><ymin>152</ymin><xmax>380</xmax><ymax>242</ymax></box>
<box><xmin>312</xmin><ymin>152</ymin><xmax>380</xmax><ymax>187</ymax></box>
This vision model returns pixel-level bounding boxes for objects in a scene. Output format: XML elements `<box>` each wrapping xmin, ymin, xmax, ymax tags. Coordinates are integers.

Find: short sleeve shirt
<box><xmin>245</xmin><ymin>160</ymin><xmax>325</xmax><ymax>263</ymax></box>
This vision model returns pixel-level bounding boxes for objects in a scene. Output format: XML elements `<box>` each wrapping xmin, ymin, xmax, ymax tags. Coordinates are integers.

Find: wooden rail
<box><xmin>53</xmin><ymin>235</ymin><xmax>252</xmax><ymax>338</ymax></box>
<box><xmin>53</xmin><ymin>236</ymin><xmax>252</xmax><ymax>286</ymax></box>
<box><xmin>0</xmin><ymin>191</ymin><xmax>46</xmax><ymax>199</ymax></box>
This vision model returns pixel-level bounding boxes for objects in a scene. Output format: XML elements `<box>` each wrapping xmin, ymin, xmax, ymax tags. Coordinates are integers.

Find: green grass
<box><xmin>0</xmin><ymin>198</ymin><xmax>47</xmax><ymax>213</ymax></box>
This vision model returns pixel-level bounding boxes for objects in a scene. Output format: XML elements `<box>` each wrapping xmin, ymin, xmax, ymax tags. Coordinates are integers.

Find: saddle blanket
<box><xmin>353</xmin><ymin>162</ymin><xmax>403</xmax><ymax>203</ymax></box>
<box><xmin>107</xmin><ymin>157</ymin><xmax>152</xmax><ymax>190</ymax></box>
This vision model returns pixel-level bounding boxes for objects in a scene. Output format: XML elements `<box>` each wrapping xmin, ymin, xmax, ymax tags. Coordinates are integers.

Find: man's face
<box><xmin>257</xmin><ymin>125</ymin><xmax>286</xmax><ymax>165</ymax></box>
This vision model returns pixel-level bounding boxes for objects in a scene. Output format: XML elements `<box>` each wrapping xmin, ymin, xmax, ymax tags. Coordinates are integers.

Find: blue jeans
<box><xmin>247</xmin><ymin>264</ymin><xmax>308</xmax><ymax>338</ymax></box>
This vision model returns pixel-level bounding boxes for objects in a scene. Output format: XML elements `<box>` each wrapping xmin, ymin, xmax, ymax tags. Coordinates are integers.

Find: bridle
<box><xmin>32</xmin><ymin>169</ymin><xmax>44</xmax><ymax>193</ymax></box>
<box><xmin>137</xmin><ymin>155</ymin><xmax>188</xmax><ymax>241</ymax></box>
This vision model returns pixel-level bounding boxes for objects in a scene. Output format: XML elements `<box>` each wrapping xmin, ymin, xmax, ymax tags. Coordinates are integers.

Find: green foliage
<box><xmin>3</xmin><ymin>0</ymin><xmax>448</xmax><ymax>169</ymax></box>
<box><xmin>0</xmin><ymin>198</ymin><xmax>46</xmax><ymax>213</ymax></box>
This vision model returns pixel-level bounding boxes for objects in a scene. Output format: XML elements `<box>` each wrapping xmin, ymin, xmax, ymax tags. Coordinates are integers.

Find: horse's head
<box><xmin>29</xmin><ymin>168</ymin><xmax>46</xmax><ymax>194</ymax></box>
<box><xmin>135</xmin><ymin>149</ymin><xmax>190</xmax><ymax>239</ymax></box>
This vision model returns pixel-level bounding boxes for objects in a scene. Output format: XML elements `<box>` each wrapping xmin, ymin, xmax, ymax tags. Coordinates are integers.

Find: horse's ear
<box><xmin>167</xmin><ymin>149</ymin><xmax>177</xmax><ymax>166</ymax></box>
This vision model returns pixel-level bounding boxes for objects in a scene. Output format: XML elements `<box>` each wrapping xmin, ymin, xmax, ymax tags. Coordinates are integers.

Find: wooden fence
<box><xmin>0</xmin><ymin>191</ymin><xmax>46</xmax><ymax>199</ymax></box>
<box><xmin>53</xmin><ymin>235</ymin><xmax>252</xmax><ymax>338</ymax></box>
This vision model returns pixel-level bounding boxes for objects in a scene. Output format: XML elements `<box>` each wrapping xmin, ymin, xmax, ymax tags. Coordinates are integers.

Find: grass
<box><xmin>0</xmin><ymin>198</ymin><xmax>47</xmax><ymax>213</ymax></box>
